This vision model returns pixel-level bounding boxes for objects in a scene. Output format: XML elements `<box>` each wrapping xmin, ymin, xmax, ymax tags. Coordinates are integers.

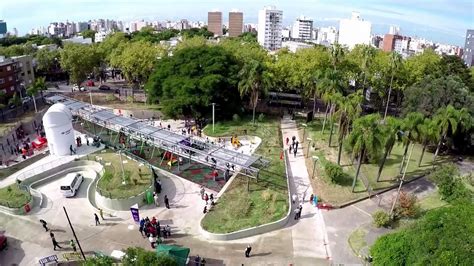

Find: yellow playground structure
<box><xmin>230</xmin><ymin>135</ymin><xmax>241</xmax><ymax>148</ymax></box>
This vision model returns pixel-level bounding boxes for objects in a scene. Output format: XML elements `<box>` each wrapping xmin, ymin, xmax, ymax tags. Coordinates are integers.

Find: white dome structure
<box><xmin>43</xmin><ymin>103</ymin><xmax>75</xmax><ymax>156</ymax></box>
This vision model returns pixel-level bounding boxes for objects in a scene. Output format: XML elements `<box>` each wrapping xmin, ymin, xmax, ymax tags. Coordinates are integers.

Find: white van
<box><xmin>60</xmin><ymin>173</ymin><xmax>83</xmax><ymax>197</ymax></box>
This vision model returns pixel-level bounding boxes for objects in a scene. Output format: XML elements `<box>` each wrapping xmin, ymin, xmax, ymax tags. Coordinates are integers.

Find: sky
<box><xmin>0</xmin><ymin>0</ymin><xmax>473</xmax><ymax>46</ymax></box>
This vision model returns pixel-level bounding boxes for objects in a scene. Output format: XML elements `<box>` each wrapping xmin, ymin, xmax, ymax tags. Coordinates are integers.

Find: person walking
<box><xmin>70</xmin><ymin>239</ymin><xmax>77</xmax><ymax>252</ymax></box>
<box><xmin>292</xmin><ymin>194</ymin><xmax>297</xmax><ymax>204</ymax></box>
<box><xmin>204</xmin><ymin>193</ymin><xmax>209</xmax><ymax>205</ymax></box>
<box><xmin>99</xmin><ymin>208</ymin><xmax>104</xmax><ymax>220</ymax></box>
<box><xmin>294</xmin><ymin>147</ymin><xmax>298</xmax><ymax>158</ymax></box>
<box><xmin>289</xmin><ymin>144</ymin><xmax>293</xmax><ymax>154</ymax></box>
<box><xmin>286</xmin><ymin>137</ymin><xmax>289</xmax><ymax>146</ymax></box>
<box><xmin>40</xmin><ymin>219</ymin><xmax>49</xmax><ymax>232</ymax></box>
<box><xmin>94</xmin><ymin>213</ymin><xmax>100</xmax><ymax>226</ymax></box>
<box><xmin>52</xmin><ymin>236</ymin><xmax>62</xmax><ymax>250</ymax></box>
<box><xmin>295</xmin><ymin>141</ymin><xmax>299</xmax><ymax>150</ymax></box>
<box><xmin>154</xmin><ymin>193</ymin><xmax>159</xmax><ymax>207</ymax></box>
<box><xmin>310</xmin><ymin>194</ymin><xmax>314</xmax><ymax>205</ymax></box>
<box><xmin>164</xmin><ymin>195</ymin><xmax>170</xmax><ymax>209</ymax></box>
<box><xmin>200</xmin><ymin>186</ymin><xmax>205</xmax><ymax>199</ymax></box>
<box><xmin>294</xmin><ymin>207</ymin><xmax>301</xmax><ymax>220</ymax></box>
<box><xmin>298</xmin><ymin>204</ymin><xmax>303</xmax><ymax>219</ymax></box>
<box><xmin>245</xmin><ymin>245</ymin><xmax>252</xmax><ymax>258</ymax></box>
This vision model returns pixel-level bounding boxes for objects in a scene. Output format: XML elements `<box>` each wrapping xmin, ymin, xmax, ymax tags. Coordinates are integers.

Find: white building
<box><xmin>291</xmin><ymin>16</ymin><xmax>313</xmax><ymax>40</ymax></box>
<box><xmin>282</xmin><ymin>41</ymin><xmax>313</xmax><ymax>52</ymax></box>
<box><xmin>389</xmin><ymin>25</ymin><xmax>400</xmax><ymax>35</ymax></box>
<box><xmin>95</xmin><ymin>30</ymin><xmax>112</xmax><ymax>43</ymax></box>
<box><xmin>316</xmin><ymin>26</ymin><xmax>338</xmax><ymax>46</ymax></box>
<box><xmin>258</xmin><ymin>6</ymin><xmax>283</xmax><ymax>51</ymax></box>
<box><xmin>338</xmin><ymin>12</ymin><xmax>371</xmax><ymax>49</ymax></box>
<box><xmin>282</xmin><ymin>28</ymin><xmax>291</xmax><ymax>39</ymax></box>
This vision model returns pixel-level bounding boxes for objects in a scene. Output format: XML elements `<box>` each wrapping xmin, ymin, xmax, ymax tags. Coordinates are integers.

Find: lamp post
<box><xmin>306</xmin><ymin>137</ymin><xmax>313</xmax><ymax>158</ymax></box>
<box><xmin>212</xmin><ymin>103</ymin><xmax>216</xmax><ymax>133</ymax></box>
<box><xmin>301</xmin><ymin>123</ymin><xmax>307</xmax><ymax>142</ymax></box>
<box><xmin>119</xmin><ymin>149</ymin><xmax>126</xmax><ymax>184</ymax></box>
<box><xmin>312</xmin><ymin>155</ymin><xmax>319</xmax><ymax>179</ymax></box>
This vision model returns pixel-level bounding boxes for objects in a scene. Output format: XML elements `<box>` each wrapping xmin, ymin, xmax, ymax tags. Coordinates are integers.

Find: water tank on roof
<box><xmin>43</xmin><ymin>103</ymin><xmax>75</xmax><ymax>156</ymax></box>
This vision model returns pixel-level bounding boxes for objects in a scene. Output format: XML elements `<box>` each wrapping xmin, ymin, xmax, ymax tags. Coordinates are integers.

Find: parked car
<box><xmin>60</xmin><ymin>173</ymin><xmax>84</xmax><ymax>197</ymax></box>
<box><xmin>0</xmin><ymin>231</ymin><xmax>6</xmax><ymax>250</ymax></box>
<box><xmin>98</xmin><ymin>85</ymin><xmax>111</xmax><ymax>90</ymax></box>
<box><xmin>72</xmin><ymin>84</ymin><xmax>86</xmax><ymax>92</ymax></box>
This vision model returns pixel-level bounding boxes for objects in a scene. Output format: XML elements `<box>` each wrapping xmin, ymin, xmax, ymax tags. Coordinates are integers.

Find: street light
<box><xmin>212</xmin><ymin>103</ymin><xmax>216</xmax><ymax>133</ymax></box>
<box><xmin>306</xmin><ymin>137</ymin><xmax>313</xmax><ymax>158</ymax></box>
<box><xmin>119</xmin><ymin>149</ymin><xmax>126</xmax><ymax>185</ymax></box>
<box><xmin>312</xmin><ymin>155</ymin><xmax>319</xmax><ymax>179</ymax></box>
<box><xmin>301</xmin><ymin>123</ymin><xmax>308</xmax><ymax>142</ymax></box>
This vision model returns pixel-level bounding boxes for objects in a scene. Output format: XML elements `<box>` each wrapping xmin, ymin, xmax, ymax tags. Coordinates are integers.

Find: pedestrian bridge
<box><xmin>45</xmin><ymin>95</ymin><xmax>269</xmax><ymax>179</ymax></box>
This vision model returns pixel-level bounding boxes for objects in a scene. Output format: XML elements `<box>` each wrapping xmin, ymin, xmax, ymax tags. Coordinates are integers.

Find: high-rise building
<box><xmin>0</xmin><ymin>21</ymin><xmax>7</xmax><ymax>35</ymax></box>
<box><xmin>208</xmin><ymin>11</ymin><xmax>223</xmax><ymax>36</ymax></box>
<box><xmin>316</xmin><ymin>26</ymin><xmax>338</xmax><ymax>46</ymax></box>
<box><xmin>462</xmin><ymin>29</ymin><xmax>474</xmax><ymax>67</ymax></box>
<box><xmin>229</xmin><ymin>11</ymin><xmax>243</xmax><ymax>37</ymax></box>
<box><xmin>338</xmin><ymin>12</ymin><xmax>371</xmax><ymax>49</ymax></box>
<box><xmin>257</xmin><ymin>6</ymin><xmax>283</xmax><ymax>51</ymax></box>
<box><xmin>75</xmin><ymin>22</ymin><xmax>89</xmax><ymax>33</ymax></box>
<box><xmin>389</xmin><ymin>25</ymin><xmax>400</xmax><ymax>35</ymax></box>
<box><xmin>291</xmin><ymin>16</ymin><xmax>313</xmax><ymax>40</ymax></box>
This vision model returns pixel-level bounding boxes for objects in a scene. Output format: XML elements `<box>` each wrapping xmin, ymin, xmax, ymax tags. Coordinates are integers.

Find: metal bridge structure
<box><xmin>45</xmin><ymin>95</ymin><xmax>269</xmax><ymax>179</ymax></box>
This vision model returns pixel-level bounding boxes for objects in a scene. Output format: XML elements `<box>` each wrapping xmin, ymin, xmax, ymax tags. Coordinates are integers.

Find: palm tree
<box><xmin>383</xmin><ymin>52</ymin><xmax>402</xmax><ymax>120</ymax></box>
<box><xmin>308</xmin><ymin>69</ymin><xmax>325</xmax><ymax>118</ymax></box>
<box><xmin>336</xmin><ymin>91</ymin><xmax>363</xmax><ymax>165</ymax></box>
<box><xmin>432</xmin><ymin>105</ymin><xmax>470</xmax><ymax>164</ymax></box>
<box><xmin>330</xmin><ymin>43</ymin><xmax>345</xmax><ymax>70</ymax></box>
<box><xmin>26</xmin><ymin>85</ymin><xmax>39</xmax><ymax>113</ymax></box>
<box><xmin>320</xmin><ymin>69</ymin><xmax>344</xmax><ymax>134</ymax></box>
<box><xmin>376</xmin><ymin>116</ymin><xmax>402</xmax><ymax>182</ymax></box>
<box><xmin>399</xmin><ymin>112</ymin><xmax>424</xmax><ymax>174</ymax></box>
<box><xmin>328</xmin><ymin>92</ymin><xmax>344</xmax><ymax>147</ymax></box>
<box><xmin>417</xmin><ymin>118</ymin><xmax>438</xmax><ymax>167</ymax></box>
<box><xmin>238</xmin><ymin>59</ymin><xmax>273</xmax><ymax>124</ymax></box>
<box><xmin>34</xmin><ymin>77</ymin><xmax>48</xmax><ymax>100</ymax></box>
<box><xmin>347</xmin><ymin>114</ymin><xmax>384</xmax><ymax>192</ymax></box>
<box><xmin>360</xmin><ymin>45</ymin><xmax>376</xmax><ymax>90</ymax></box>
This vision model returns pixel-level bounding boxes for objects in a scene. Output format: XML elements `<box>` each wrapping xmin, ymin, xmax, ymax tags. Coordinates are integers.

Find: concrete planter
<box><xmin>94</xmin><ymin>185</ymin><xmax>152</xmax><ymax>211</ymax></box>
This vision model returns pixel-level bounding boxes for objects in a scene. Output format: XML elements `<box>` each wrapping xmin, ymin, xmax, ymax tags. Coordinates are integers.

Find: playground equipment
<box><xmin>230</xmin><ymin>135</ymin><xmax>241</xmax><ymax>148</ymax></box>
<box><xmin>31</xmin><ymin>136</ymin><xmax>48</xmax><ymax>150</ymax></box>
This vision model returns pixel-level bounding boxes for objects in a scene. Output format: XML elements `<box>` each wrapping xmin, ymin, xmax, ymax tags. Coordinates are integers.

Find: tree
<box><xmin>383</xmin><ymin>51</ymin><xmax>403</xmax><ymax>120</ymax></box>
<box><xmin>238</xmin><ymin>59</ymin><xmax>274</xmax><ymax>124</ymax></box>
<box><xmin>26</xmin><ymin>85</ymin><xmax>38</xmax><ymax>113</ymax></box>
<box><xmin>110</xmin><ymin>40</ymin><xmax>166</xmax><ymax>92</ymax></box>
<box><xmin>98</xmin><ymin>32</ymin><xmax>129</xmax><ymax>64</ymax></box>
<box><xmin>122</xmin><ymin>247</ymin><xmax>177</xmax><ymax>266</ymax></box>
<box><xmin>439</xmin><ymin>55</ymin><xmax>473</xmax><ymax>90</ymax></box>
<box><xmin>429</xmin><ymin>164</ymin><xmax>472</xmax><ymax>203</ymax></box>
<box><xmin>432</xmin><ymin>105</ymin><xmax>470</xmax><ymax>164</ymax></box>
<box><xmin>35</xmin><ymin>48</ymin><xmax>61</xmax><ymax>73</ymax></box>
<box><xmin>60</xmin><ymin>43</ymin><xmax>101</xmax><ymax>86</ymax></box>
<box><xmin>145</xmin><ymin>45</ymin><xmax>241</xmax><ymax>119</ymax></box>
<box><xmin>34</xmin><ymin>76</ymin><xmax>48</xmax><ymax>98</ymax></box>
<box><xmin>376</xmin><ymin>116</ymin><xmax>402</xmax><ymax>182</ymax></box>
<box><xmin>346</xmin><ymin>114</ymin><xmax>385</xmax><ymax>191</ymax></box>
<box><xmin>399</xmin><ymin>112</ymin><xmax>424</xmax><ymax>173</ymax></box>
<box><xmin>82</xmin><ymin>255</ymin><xmax>114</xmax><ymax>266</ymax></box>
<box><xmin>80</xmin><ymin>29</ymin><xmax>97</xmax><ymax>42</ymax></box>
<box><xmin>416</xmin><ymin>118</ymin><xmax>438</xmax><ymax>167</ymax></box>
<box><xmin>404</xmin><ymin>49</ymin><xmax>441</xmax><ymax>86</ymax></box>
<box><xmin>402</xmin><ymin>75</ymin><xmax>473</xmax><ymax>117</ymax></box>
<box><xmin>370</xmin><ymin>203</ymin><xmax>474</xmax><ymax>265</ymax></box>
<box><xmin>320</xmin><ymin>69</ymin><xmax>345</xmax><ymax>134</ymax></box>
<box><xmin>238</xmin><ymin>32</ymin><xmax>257</xmax><ymax>42</ymax></box>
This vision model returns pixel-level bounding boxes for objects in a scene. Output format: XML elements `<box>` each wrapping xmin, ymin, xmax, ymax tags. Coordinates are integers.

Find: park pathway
<box><xmin>280</xmin><ymin>115</ymin><xmax>332</xmax><ymax>260</ymax></box>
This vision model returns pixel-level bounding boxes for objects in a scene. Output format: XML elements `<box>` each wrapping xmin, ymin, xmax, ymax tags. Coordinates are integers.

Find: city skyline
<box><xmin>0</xmin><ymin>0</ymin><xmax>472</xmax><ymax>46</ymax></box>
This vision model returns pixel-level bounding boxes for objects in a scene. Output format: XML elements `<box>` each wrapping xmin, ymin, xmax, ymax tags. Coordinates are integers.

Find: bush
<box><xmin>324</xmin><ymin>162</ymin><xmax>345</xmax><ymax>184</ymax></box>
<box><xmin>105</xmin><ymin>94</ymin><xmax>115</xmax><ymax>102</ymax></box>
<box><xmin>395</xmin><ymin>192</ymin><xmax>420</xmax><ymax>218</ymax></box>
<box><xmin>122</xmin><ymin>247</ymin><xmax>177</xmax><ymax>266</ymax></box>
<box><xmin>126</xmin><ymin>95</ymin><xmax>134</xmax><ymax>103</ymax></box>
<box><xmin>429</xmin><ymin>164</ymin><xmax>472</xmax><ymax>203</ymax></box>
<box><xmin>258</xmin><ymin>113</ymin><xmax>265</xmax><ymax>122</ymax></box>
<box><xmin>372</xmin><ymin>210</ymin><xmax>391</xmax><ymax>228</ymax></box>
<box><xmin>232</xmin><ymin>113</ymin><xmax>240</xmax><ymax>122</ymax></box>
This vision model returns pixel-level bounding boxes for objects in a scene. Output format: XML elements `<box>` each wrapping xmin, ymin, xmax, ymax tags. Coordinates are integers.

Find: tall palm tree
<box><xmin>399</xmin><ymin>112</ymin><xmax>424</xmax><ymax>174</ymax></box>
<box><xmin>330</xmin><ymin>43</ymin><xmax>345</xmax><ymax>70</ymax></box>
<box><xmin>308</xmin><ymin>69</ymin><xmax>325</xmax><ymax>117</ymax></box>
<box><xmin>360</xmin><ymin>45</ymin><xmax>376</xmax><ymax>90</ymax></box>
<box><xmin>376</xmin><ymin>116</ymin><xmax>402</xmax><ymax>182</ymax></box>
<box><xmin>34</xmin><ymin>77</ymin><xmax>48</xmax><ymax>100</ymax></box>
<box><xmin>320</xmin><ymin>69</ymin><xmax>344</xmax><ymax>134</ymax></box>
<box><xmin>347</xmin><ymin>114</ymin><xmax>384</xmax><ymax>192</ymax></box>
<box><xmin>417</xmin><ymin>118</ymin><xmax>438</xmax><ymax>167</ymax></box>
<box><xmin>336</xmin><ymin>91</ymin><xmax>363</xmax><ymax>165</ymax></box>
<box><xmin>432</xmin><ymin>105</ymin><xmax>470</xmax><ymax>164</ymax></box>
<box><xmin>383</xmin><ymin>52</ymin><xmax>402</xmax><ymax>120</ymax></box>
<box><xmin>238</xmin><ymin>59</ymin><xmax>273</xmax><ymax>124</ymax></box>
<box><xmin>328</xmin><ymin>92</ymin><xmax>344</xmax><ymax>146</ymax></box>
<box><xmin>26</xmin><ymin>85</ymin><xmax>39</xmax><ymax>113</ymax></box>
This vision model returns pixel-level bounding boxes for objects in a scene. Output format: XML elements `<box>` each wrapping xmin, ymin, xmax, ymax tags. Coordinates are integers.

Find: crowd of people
<box><xmin>138</xmin><ymin>216</ymin><xmax>172</xmax><ymax>248</ymax></box>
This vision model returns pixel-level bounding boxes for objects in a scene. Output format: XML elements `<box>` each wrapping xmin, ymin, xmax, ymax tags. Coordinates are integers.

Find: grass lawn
<box><xmin>94</xmin><ymin>149</ymin><xmax>153</xmax><ymax>199</ymax></box>
<box><xmin>418</xmin><ymin>190</ymin><xmax>448</xmax><ymax>211</ymax></box>
<box><xmin>0</xmin><ymin>184</ymin><xmax>31</xmax><ymax>208</ymax></box>
<box><xmin>0</xmin><ymin>152</ymin><xmax>49</xmax><ymax>180</ymax></box>
<box><xmin>348</xmin><ymin>227</ymin><xmax>368</xmax><ymax>257</ymax></box>
<box><xmin>300</xmin><ymin>116</ymin><xmax>436</xmax><ymax>204</ymax></box>
<box><xmin>200</xmin><ymin>116</ymin><xmax>288</xmax><ymax>233</ymax></box>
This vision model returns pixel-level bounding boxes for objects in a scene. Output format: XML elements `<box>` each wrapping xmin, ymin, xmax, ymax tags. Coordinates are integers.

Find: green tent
<box><xmin>156</xmin><ymin>244</ymin><xmax>190</xmax><ymax>266</ymax></box>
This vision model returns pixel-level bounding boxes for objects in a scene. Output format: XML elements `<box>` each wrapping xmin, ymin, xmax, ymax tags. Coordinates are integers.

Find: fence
<box><xmin>15</xmin><ymin>157</ymin><xmax>72</xmax><ymax>182</ymax></box>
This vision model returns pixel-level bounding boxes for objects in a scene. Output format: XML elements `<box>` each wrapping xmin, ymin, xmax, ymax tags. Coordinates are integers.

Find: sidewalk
<box><xmin>280</xmin><ymin>115</ymin><xmax>331</xmax><ymax>260</ymax></box>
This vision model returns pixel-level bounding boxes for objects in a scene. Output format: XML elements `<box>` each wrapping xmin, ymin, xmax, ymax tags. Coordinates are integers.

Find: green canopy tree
<box><xmin>376</xmin><ymin>116</ymin><xmax>402</xmax><ymax>182</ymax></box>
<box><xmin>122</xmin><ymin>247</ymin><xmax>177</xmax><ymax>266</ymax></box>
<box><xmin>383</xmin><ymin>51</ymin><xmax>403</xmax><ymax>120</ymax></box>
<box><xmin>80</xmin><ymin>29</ymin><xmax>97</xmax><ymax>42</ymax></box>
<box><xmin>320</xmin><ymin>69</ymin><xmax>345</xmax><ymax>134</ymax></box>
<box><xmin>60</xmin><ymin>43</ymin><xmax>101</xmax><ymax>87</ymax></box>
<box><xmin>347</xmin><ymin>114</ymin><xmax>385</xmax><ymax>191</ymax></box>
<box><xmin>404</xmin><ymin>48</ymin><xmax>441</xmax><ymax>86</ymax></box>
<box><xmin>145</xmin><ymin>45</ymin><xmax>241</xmax><ymax>119</ymax></box>
<box><xmin>417</xmin><ymin>118</ymin><xmax>438</xmax><ymax>167</ymax></box>
<box><xmin>399</xmin><ymin>112</ymin><xmax>424</xmax><ymax>173</ymax></box>
<box><xmin>35</xmin><ymin>48</ymin><xmax>60</xmax><ymax>73</ymax></box>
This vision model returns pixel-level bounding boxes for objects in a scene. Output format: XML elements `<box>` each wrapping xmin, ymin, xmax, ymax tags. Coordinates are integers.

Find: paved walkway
<box><xmin>280</xmin><ymin>115</ymin><xmax>331</xmax><ymax>260</ymax></box>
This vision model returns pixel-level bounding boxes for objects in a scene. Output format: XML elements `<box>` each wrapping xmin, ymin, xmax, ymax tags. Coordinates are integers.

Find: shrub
<box><xmin>232</xmin><ymin>113</ymin><xmax>240</xmax><ymax>122</ymax></box>
<box><xmin>372</xmin><ymin>210</ymin><xmax>391</xmax><ymax>228</ymax></box>
<box><xmin>126</xmin><ymin>95</ymin><xmax>134</xmax><ymax>103</ymax></box>
<box><xmin>102</xmin><ymin>169</ymin><xmax>113</xmax><ymax>182</ymax></box>
<box><xmin>429</xmin><ymin>164</ymin><xmax>472</xmax><ymax>203</ymax></box>
<box><xmin>395</xmin><ymin>192</ymin><xmax>420</xmax><ymax>218</ymax></box>
<box><xmin>258</xmin><ymin>113</ymin><xmax>265</xmax><ymax>122</ymax></box>
<box><xmin>105</xmin><ymin>94</ymin><xmax>115</xmax><ymax>102</ymax></box>
<box><xmin>324</xmin><ymin>162</ymin><xmax>345</xmax><ymax>184</ymax></box>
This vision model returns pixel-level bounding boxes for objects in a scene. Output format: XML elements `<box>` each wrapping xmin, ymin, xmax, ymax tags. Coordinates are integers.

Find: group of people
<box><xmin>139</xmin><ymin>217</ymin><xmax>172</xmax><ymax>248</ymax></box>
<box><xmin>40</xmin><ymin>219</ymin><xmax>77</xmax><ymax>252</ymax></box>
<box><xmin>200</xmin><ymin>186</ymin><xmax>215</xmax><ymax>214</ymax></box>
<box><xmin>286</xmin><ymin>136</ymin><xmax>299</xmax><ymax>158</ymax></box>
